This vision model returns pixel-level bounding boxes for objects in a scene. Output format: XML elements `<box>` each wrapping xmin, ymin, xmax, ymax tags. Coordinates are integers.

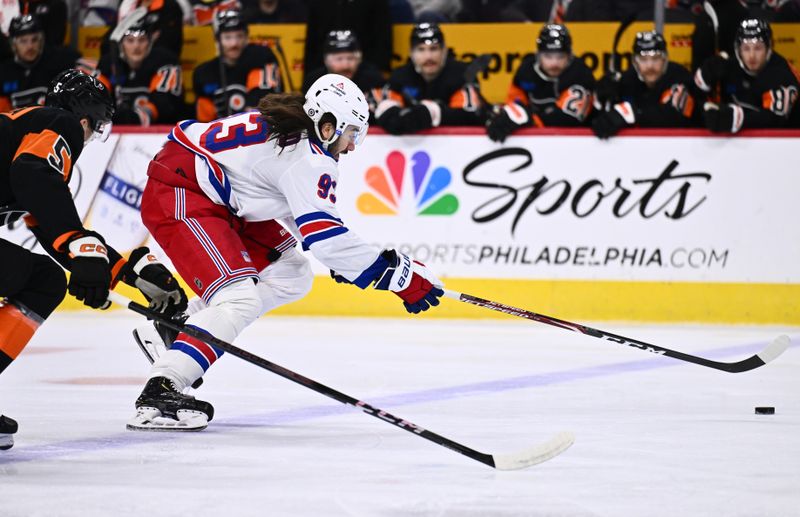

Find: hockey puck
<box><xmin>754</xmin><ymin>406</ymin><xmax>775</xmax><ymax>415</ymax></box>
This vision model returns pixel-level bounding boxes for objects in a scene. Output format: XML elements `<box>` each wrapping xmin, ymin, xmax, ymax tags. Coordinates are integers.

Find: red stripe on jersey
<box><xmin>298</xmin><ymin>220</ymin><xmax>341</xmax><ymax>237</ymax></box>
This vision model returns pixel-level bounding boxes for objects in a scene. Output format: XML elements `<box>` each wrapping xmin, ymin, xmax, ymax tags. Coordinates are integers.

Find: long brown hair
<box><xmin>257</xmin><ymin>92</ymin><xmax>335</xmax><ymax>148</ymax></box>
<box><xmin>257</xmin><ymin>93</ymin><xmax>313</xmax><ymax>144</ymax></box>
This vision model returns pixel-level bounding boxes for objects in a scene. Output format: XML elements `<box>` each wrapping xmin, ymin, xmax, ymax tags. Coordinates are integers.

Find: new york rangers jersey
<box><xmin>162</xmin><ymin>111</ymin><xmax>382</xmax><ymax>285</ymax></box>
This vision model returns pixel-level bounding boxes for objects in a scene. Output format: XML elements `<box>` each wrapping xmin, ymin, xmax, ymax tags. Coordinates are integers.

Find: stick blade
<box><xmin>757</xmin><ymin>335</ymin><xmax>791</xmax><ymax>365</ymax></box>
<box><xmin>492</xmin><ymin>431</ymin><xmax>575</xmax><ymax>471</ymax></box>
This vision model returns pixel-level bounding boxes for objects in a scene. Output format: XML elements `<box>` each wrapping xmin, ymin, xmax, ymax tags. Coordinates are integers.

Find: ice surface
<box><xmin>1</xmin><ymin>312</ymin><xmax>798</xmax><ymax>516</ymax></box>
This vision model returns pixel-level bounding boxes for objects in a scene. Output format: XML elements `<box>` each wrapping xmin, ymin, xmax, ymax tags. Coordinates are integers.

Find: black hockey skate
<box><xmin>127</xmin><ymin>377</ymin><xmax>214</xmax><ymax>432</ymax></box>
<box><xmin>0</xmin><ymin>414</ymin><xmax>18</xmax><ymax>450</ymax></box>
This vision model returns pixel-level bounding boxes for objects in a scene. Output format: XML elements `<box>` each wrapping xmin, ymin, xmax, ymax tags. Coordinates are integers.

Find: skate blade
<box><xmin>0</xmin><ymin>434</ymin><xmax>13</xmax><ymax>450</ymax></box>
<box><xmin>126</xmin><ymin>407</ymin><xmax>208</xmax><ymax>432</ymax></box>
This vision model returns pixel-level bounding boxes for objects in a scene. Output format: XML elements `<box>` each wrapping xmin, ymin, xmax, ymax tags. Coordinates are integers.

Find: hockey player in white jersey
<box><xmin>128</xmin><ymin>74</ymin><xmax>444</xmax><ymax>431</ymax></box>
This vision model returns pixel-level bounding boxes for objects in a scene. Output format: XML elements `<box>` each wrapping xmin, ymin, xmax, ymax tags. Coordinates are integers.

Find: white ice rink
<box><xmin>0</xmin><ymin>311</ymin><xmax>798</xmax><ymax>517</ymax></box>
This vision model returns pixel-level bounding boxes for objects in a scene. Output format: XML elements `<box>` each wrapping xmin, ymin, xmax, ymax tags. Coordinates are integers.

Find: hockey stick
<box><xmin>271</xmin><ymin>36</ymin><xmax>296</xmax><ymax>93</ymax></box>
<box><xmin>463</xmin><ymin>53</ymin><xmax>492</xmax><ymax>84</ymax></box>
<box><xmin>107</xmin><ymin>292</ymin><xmax>574</xmax><ymax>470</ymax></box>
<box><xmin>211</xmin><ymin>17</ymin><xmax>231</xmax><ymax>117</ymax></box>
<box><xmin>701</xmin><ymin>0</ymin><xmax>729</xmax><ymax>105</ymax></box>
<box><xmin>609</xmin><ymin>12</ymin><xmax>637</xmax><ymax>77</ymax></box>
<box><xmin>443</xmin><ymin>290</ymin><xmax>790</xmax><ymax>374</ymax></box>
<box><xmin>703</xmin><ymin>1</ymin><xmax>721</xmax><ymax>57</ymax></box>
<box><xmin>108</xmin><ymin>7</ymin><xmax>148</xmax><ymax>102</ymax></box>
<box><xmin>604</xmin><ymin>12</ymin><xmax>638</xmax><ymax>111</ymax></box>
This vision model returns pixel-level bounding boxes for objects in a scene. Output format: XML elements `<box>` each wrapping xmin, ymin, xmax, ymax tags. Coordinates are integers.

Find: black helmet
<box><xmin>537</xmin><ymin>24</ymin><xmax>571</xmax><ymax>54</ymax></box>
<box><xmin>735</xmin><ymin>18</ymin><xmax>772</xmax><ymax>50</ymax></box>
<box><xmin>213</xmin><ymin>9</ymin><xmax>247</xmax><ymax>37</ymax></box>
<box><xmin>324</xmin><ymin>30</ymin><xmax>360</xmax><ymax>54</ymax></box>
<box><xmin>633</xmin><ymin>31</ymin><xmax>667</xmax><ymax>56</ymax></box>
<box><xmin>9</xmin><ymin>14</ymin><xmax>43</xmax><ymax>38</ymax></box>
<box><xmin>122</xmin><ymin>17</ymin><xmax>152</xmax><ymax>39</ymax></box>
<box><xmin>410</xmin><ymin>22</ymin><xmax>444</xmax><ymax>48</ymax></box>
<box><xmin>46</xmin><ymin>69</ymin><xmax>115</xmax><ymax>133</ymax></box>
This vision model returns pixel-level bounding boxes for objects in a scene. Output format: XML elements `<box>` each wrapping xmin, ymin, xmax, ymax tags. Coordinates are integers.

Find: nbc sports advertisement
<box><xmin>64</xmin><ymin>129</ymin><xmax>800</xmax><ymax>323</ymax></box>
<box><xmin>336</xmin><ymin>133</ymin><xmax>798</xmax><ymax>284</ymax></box>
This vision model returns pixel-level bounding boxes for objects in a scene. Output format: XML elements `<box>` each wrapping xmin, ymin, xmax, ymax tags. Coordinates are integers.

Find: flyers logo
<box><xmin>47</xmin><ymin>135</ymin><xmax>73</xmax><ymax>178</ymax></box>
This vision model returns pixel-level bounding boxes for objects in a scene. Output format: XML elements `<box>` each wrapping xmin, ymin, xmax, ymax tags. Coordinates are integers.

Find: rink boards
<box><xmin>2</xmin><ymin>127</ymin><xmax>798</xmax><ymax>324</ymax></box>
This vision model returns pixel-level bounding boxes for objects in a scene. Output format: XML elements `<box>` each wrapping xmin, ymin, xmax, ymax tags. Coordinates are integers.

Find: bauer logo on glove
<box><xmin>373</xmin><ymin>249</ymin><xmax>444</xmax><ymax>314</ymax></box>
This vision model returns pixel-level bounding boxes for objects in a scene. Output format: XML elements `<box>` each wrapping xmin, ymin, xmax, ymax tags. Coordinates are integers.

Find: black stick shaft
<box><xmin>110</xmin><ymin>293</ymin><xmax>497</xmax><ymax>468</ymax></box>
<box><xmin>444</xmin><ymin>290</ymin><xmax>786</xmax><ymax>373</ymax></box>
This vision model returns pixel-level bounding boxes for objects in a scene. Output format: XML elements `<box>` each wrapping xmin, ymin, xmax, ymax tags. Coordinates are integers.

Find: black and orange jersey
<box><xmin>695</xmin><ymin>52</ymin><xmax>800</xmax><ymax>129</ymax></box>
<box><xmin>97</xmin><ymin>47</ymin><xmax>184</xmax><ymax>125</ymax></box>
<box><xmin>193</xmin><ymin>44</ymin><xmax>282</xmax><ymax>123</ymax></box>
<box><xmin>376</xmin><ymin>57</ymin><xmax>484</xmax><ymax>126</ymax></box>
<box><xmin>612</xmin><ymin>61</ymin><xmax>698</xmax><ymax>128</ymax></box>
<box><xmin>0</xmin><ymin>45</ymin><xmax>83</xmax><ymax>113</ymax></box>
<box><xmin>504</xmin><ymin>54</ymin><xmax>595</xmax><ymax>127</ymax></box>
<box><xmin>0</xmin><ymin>106</ymin><xmax>124</xmax><ymax>270</ymax></box>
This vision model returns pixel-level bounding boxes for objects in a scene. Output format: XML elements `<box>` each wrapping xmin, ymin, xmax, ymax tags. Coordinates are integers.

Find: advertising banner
<box><xmin>335</xmin><ymin>133</ymin><xmax>799</xmax><ymax>284</ymax></box>
<box><xmin>42</xmin><ymin>129</ymin><xmax>800</xmax><ymax>322</ymax></box>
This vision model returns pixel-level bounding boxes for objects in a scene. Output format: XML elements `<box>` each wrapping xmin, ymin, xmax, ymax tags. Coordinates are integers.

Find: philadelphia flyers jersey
<box><xmin>0</xmin><ymin>105</ymin><xmax>125</xmax><ymax>268</ymax></box>
<box><xmin>192</xmin><ymin>44</ymin><xmax>282</xmax><ymax>122</ymax></box>
<box><xmin>97</xmin><ymin>47</ymin><xmax>184</xmax><ymax>124</ymax></box>
<box><xmin>0</xmin><ymin>106</ymin><xmax>85</xmax><ymax>247</ymax></box>
<box><xmin>378</xmin><ymin>57</ymin><xmax>484</xmax><ymax>126</ymax></box>
<box><xmin>696</xmin><ymin>52</ymin><xmax>800</xmax><ymax>128</ymax></box>
<box><xmin>614</xmin><ymin>61</ymin><xmax>698</xmax><ymax>127</ymax></box>
<box><xmin>0</xmin><ymin>46</ymin><xmax>82</xmax><ymax>112</ymax></box>
<box><xmin>505</xmin><ymin>54</ymin><xmax>596</xmax><ymax>126</ymax></box>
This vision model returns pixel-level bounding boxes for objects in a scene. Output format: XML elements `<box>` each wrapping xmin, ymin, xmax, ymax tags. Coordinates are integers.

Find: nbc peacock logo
<box><xmin>356</xmin><ymin>150</ymin><xmax>459</xmax><ymax>216</ymax></box>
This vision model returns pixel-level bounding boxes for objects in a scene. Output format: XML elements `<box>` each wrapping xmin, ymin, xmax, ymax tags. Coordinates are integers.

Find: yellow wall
<box><xmin>64</xmin><ymin>276</ymin><xmax>800</xmax><ymax>324</ymax></box>
<box><xmin>78</xmin><ymin>22</ymin><xmax>800</xmax><ymax>104</ymax></box>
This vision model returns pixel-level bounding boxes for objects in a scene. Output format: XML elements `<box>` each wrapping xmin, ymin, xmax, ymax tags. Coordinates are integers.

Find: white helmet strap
<box><xmin>313</xmin><ymin>114</ymin><xmax>338</xmax><ymax>150</ymax></box>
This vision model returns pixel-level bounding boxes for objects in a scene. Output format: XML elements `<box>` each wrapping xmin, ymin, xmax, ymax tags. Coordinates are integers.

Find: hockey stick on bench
<box><xmin>108</xmin><ymin>292</ymin><xmax>574</xmax><ymax>470</ymax></box>
<box><xmin>443</xmin><ymin>290</ymin><xmax>790</xmax><ymax>374</ymax></box>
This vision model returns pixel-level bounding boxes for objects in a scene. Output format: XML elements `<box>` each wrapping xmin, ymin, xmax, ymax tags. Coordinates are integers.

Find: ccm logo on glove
<box><xmin>77</xmin><ymin>242</ymin><xmax>107</xmax><ymax>255</ymax></box>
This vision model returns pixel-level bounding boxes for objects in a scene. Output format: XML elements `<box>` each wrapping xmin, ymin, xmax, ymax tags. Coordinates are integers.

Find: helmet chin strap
<box><xmin>313</xmin><ymin>123</ymin><xmax>339</xmax><ymax>150</ymax></box>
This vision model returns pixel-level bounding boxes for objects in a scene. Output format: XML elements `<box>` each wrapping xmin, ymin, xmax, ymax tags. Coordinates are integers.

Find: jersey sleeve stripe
<box><xmin>295</xmin><ymin>211</ymin><xmax>344</xmax><ymax>226</ymax></box>
<box><xmin>299</xmin><ymin>220</ymin><xmax>341</xmax><ymax>235</ymax></box>
<box><xmin>301</xmin><ymin>225</ymin><xmax>349</xmax><ymax>248</ymax></box>
<box><xmin>295</xmin><ymin>211</ymin><xmax>348</xmax><ymax>247</ymax></box>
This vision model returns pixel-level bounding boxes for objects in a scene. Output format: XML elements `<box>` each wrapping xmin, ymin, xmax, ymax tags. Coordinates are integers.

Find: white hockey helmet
<box><xmin>303</xmin><ymin>73</ymin><xmax>369</xmax><ymax>149</ymax></box>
